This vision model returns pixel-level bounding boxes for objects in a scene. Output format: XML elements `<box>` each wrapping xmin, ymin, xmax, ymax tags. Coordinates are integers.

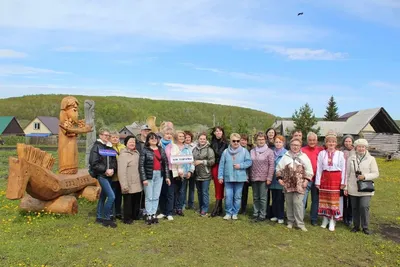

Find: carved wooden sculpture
<box><xmin>6</xmin><ymin>96</ymin><xmax>100</xmax><ymax>215</ymax></box>
<box><xmin>59</xmin><ymin>96</ymin><xmax>92</xmax><ymax>174</ymax></box>
<box><xmin>6</xmin><ymin>144</ymin><xmax>100</xmax><ymax>214</ymax></box>
<box><xmin>84</xmin><ymin>100</ymin><xmax>96</xmax><ymax>168</ymax></box>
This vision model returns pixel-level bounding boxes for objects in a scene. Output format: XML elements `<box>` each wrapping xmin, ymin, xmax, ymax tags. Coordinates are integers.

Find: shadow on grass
<box><xmin>379</xmin><ymin>224</ymin><xmax>400</xmax><ymax>243</ymax></box>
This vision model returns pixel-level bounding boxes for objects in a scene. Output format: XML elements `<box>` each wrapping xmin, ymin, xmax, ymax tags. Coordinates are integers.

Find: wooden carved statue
<box><xmin>6</xmin><ymin>96</ymin><xmax>100</xmax><ymax>215</ymax></box>
<box><xmin>59</xmin><ymin>96</ymin><xmax>93</xmax><ymax>174</ymax></box>
<box><xmin>84</xmin><ymin>100</ymin><xmax>96</xmax><ymax>168</ymax></box>
<box><xmin>146</xmin><ymin>116</ymin><xmax>159</xmax><ymax>133</ymax></box>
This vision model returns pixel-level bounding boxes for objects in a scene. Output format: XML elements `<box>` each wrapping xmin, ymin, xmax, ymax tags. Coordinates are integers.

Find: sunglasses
<box><xmin>231</xmin><ymin>140</ymin><xmax>240</xmax><ymax>143</ymax></box>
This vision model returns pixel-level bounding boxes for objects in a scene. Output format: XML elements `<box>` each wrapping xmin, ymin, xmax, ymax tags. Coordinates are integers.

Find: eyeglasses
<box><xmin>101</xmin><ymin>133</ymin><xmax>111</xmax><ymax>137</ymax></box>
<box><xmin>231</xmin><ymin>140</ymin><xmax>240</xmax><ymax>143</ymax></box>
<box><xmin>149</xmin><ymin>137</ymin><xmax>158</xmax><ymax>140</ymax></box>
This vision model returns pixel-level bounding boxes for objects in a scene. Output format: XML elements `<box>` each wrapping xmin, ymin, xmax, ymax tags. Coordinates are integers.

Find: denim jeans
<box><xmin>303</xmin><ymin>180</ymin><xmax>319</xmax><ymax>223</ymax></box>
<box><xmin>159</xmin><ymin>172</ymin><xmax>176</xmax><ymax>216</ymax></box>
<box><xmin>225</xmin><ymin>182</ymin><xmax>244</xmax><ymax>216</ymax></box>
<box><xmin>196</xmin><ymin>180</ymin><xmax>211</xmax><ymax>213</ymax></box>
<box><xmin>143</xmin><ymin>171</ymin><xmax>163</xmax><ymax>216</ymax></box>
<box><xmin>96</xmin><ymin>176</ymin><xmax>115</xmax><ymax>220</ymax></box>
<box><xmin>175</xmin><ymin>178</ymin><xmax>187</xmax><ymax>210</ymax></box>
<box><xmin>111</xmin><ymin>181</ymin><xmax>122</xmax><ymax>217</ymax></box>
<box><xmin>183</xmin><ymin>175</ymin><xmax>196</xmax><ymax>208</ymax></box>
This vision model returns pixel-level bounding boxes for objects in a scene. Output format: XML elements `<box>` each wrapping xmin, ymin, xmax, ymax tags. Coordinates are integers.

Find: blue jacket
<box><xmin>269</xmin><ymin>148</ymin><xmax>287</xmax><ymax>190</ymax></box>
<box><xmin>218</xmin><ymin>146</ymin><xmax>252</xmax><ymax>182</ymax></box>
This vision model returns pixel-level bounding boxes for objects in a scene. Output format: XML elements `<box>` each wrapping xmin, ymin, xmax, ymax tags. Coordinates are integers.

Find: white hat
<box><xmin>354</xmin><ymin>138</ymin><xmax>368</xmax><ymax>147</ymax></box>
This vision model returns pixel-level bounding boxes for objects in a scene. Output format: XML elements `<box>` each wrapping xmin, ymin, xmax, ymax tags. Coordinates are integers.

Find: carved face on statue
<box><xmin>66</xmin><ymin>103</ymin><xmax>79</xmax><ymax>123</ymax></box>
<box><xmin>61</xmin><ymin>96</ymin><xmax>80</xmax><ymax>124</ymax></box>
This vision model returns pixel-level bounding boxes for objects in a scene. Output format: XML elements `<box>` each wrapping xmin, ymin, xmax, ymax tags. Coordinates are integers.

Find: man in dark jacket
<box><xmin>89</xmin><ymin>128</ymin><xmax>118</xmax><ymax>228</ymax></box>
<box><xmin>136</xmin><ymin>124</ymin><xmax>151</xmax><ymax>154</ymax></box>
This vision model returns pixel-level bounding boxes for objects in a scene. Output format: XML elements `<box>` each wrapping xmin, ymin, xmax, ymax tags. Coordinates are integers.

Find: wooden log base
<box><xmin>20</xmin><ymin>194</ymin><xmax>78</xmax><ymax>215</ymax></box>
<box><xmin>75</xmin><ymin>185</ymin><xmax>101</xmax><ymax>202</ymax></box>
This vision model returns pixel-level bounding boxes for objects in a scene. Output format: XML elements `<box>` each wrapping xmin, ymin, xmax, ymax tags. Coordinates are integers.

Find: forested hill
<box><xmin>0</xmin><ymin>94</ymin><xmax>275</xmax><ymax>132</ymax></box>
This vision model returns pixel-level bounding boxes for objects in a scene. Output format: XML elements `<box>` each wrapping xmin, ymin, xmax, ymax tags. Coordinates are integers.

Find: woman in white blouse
<box><xmin>315</xmin><ymin>132</ymin><xmax>346</xmax><ymax>232</ymax></box>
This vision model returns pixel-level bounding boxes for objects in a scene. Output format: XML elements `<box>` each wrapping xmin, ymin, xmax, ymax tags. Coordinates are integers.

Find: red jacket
<box><xmin>301</xmin><ymin>145</ymin><xmax>324</xmax><ymax>181</ymax></box>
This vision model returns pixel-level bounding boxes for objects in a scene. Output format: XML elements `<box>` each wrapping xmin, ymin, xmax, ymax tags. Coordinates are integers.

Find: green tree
<box><xmin>324</xmin><ymin>96</ymin><xmax>339</xmax><ymax>121</ymax></box>
<box><xmin>236</xmin><ymin>119</ymin><xmax>249</xmax><ymax>135</ymax></box>
<box><xmin>292</xmin><ymin>103</ymin><xmax>320</xmax><ymax>138</ymax></box>
<box><xmin>219</xmin><ymin>116</ymin><xmax>233</xmax><ymax>138</ymax></box>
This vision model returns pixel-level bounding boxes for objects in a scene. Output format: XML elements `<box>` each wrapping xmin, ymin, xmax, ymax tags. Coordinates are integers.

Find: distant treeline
<box><xmin>0</xmin><ymin>94</ymin><xmax>276</xmax><ymax>134</ymax></box>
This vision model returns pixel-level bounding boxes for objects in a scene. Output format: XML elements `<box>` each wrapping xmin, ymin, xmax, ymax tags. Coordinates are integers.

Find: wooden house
<box><xmin>24</xmin><ymin>116</ymin><xmax>59</xmax><ymax>137</ymax></box>
<box><xmin>0</xmin><ymin>116</ymin><xmax>25</xmax><ymax>136</ymax></box>
<box><xmin>271</xmin><ymin>107</ymin><xmax>400</xmax><ymax>154</ymax></box>
<box><xmin>119</xmin><ymin>122</ymin><xmax>143</xmax><ymax>140</ymax></box>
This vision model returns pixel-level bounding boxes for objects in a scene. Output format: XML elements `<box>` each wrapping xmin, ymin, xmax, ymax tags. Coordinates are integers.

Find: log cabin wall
<box><xmin>363</xmin><ymin>132</ymin><xmax>400</xmax><ymax>154</ymax></box>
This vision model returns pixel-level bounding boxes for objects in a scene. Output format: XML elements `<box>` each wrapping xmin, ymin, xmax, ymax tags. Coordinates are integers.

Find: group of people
<box><xmin>88</xmin><ymin>124</ymin><xmax>379</xmax><ymax>235</ymax></box>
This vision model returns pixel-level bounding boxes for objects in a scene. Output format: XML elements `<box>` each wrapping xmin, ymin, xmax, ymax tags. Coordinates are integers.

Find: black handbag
<box><xmin>357</xmin><ymin>180</ymin><xmax>375</xmax><ymax>192</ymax></box>
<box><xmin>353</xmin><ymin>160</ymin><xmax>375</xmax><ymax>192</ymax></box>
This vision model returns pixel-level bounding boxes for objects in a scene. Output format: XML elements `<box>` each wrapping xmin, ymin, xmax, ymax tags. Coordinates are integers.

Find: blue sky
<box><xmin>0</xmin><ymin>0</ymin><xmax>399</xmax><ymax>119</ymax></box>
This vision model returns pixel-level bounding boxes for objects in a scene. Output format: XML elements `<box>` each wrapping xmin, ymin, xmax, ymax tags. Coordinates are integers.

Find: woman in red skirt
<box><xmin>210</xmin><ymin>126</ymin><xmax>228</xmax><ymax>217</ymax></box>
<box><xmin>315</xmin><ymin>132</ymin><xmax>346</xmax><ymax>231</ymax></box>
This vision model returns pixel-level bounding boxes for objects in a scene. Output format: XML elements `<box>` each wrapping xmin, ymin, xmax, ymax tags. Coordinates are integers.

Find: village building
<box><xmin>271</xmin><ymin>107</ymin><xmax>400</xmax><ymax>155</ymax></box>
<box><xmin>0</xmin><ymin>116</ymin><xmax>25</xmax><ymax>136</ymax></box>
<box><xmin>24</xmin><ymin>116</ymin><xmax>59</xmax><ymax>137</ymax></box>
<box><xmin>118</xmin><ymin>122</ymin><xmax>143</xmax><ymax>140</ymax></box>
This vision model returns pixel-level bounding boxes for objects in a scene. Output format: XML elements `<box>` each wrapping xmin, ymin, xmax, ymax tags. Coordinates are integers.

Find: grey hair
<box><xmin>307</xmin><ymin>132</ymin><xmax>318</xmax><ymax>139</ymax></box>
<box><xmin>109</xmin><ymin>130</ymin><xmax>120</xmax><ymax>137</ymax></box>
<box><xmin>162</xmin><ymin>127</ymin><xmax>175</xmax><ymax>135</ymax></box>
<box><xmin>99</xmin><ymin>128</ymin><xmax>110</xmax><ymax>135</ymax></box>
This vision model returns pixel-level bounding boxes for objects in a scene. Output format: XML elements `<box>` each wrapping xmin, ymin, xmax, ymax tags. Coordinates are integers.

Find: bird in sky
<box><xmin>298</xmin><ymin>12</ymin><xmax>303</xmax><ymax>16</ymax></box>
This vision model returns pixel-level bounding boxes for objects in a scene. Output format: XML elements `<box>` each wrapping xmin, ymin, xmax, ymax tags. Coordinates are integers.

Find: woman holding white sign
<box><xmin>171</xmin><ymin>130</ymin><xmax>195</xmax><ymax>216</ymax></box>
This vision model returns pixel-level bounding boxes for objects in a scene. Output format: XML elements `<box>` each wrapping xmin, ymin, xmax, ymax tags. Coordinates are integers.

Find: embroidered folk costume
<box><xmin>315</xmin><ymin>149</ymin><xmax>346</xmax><ymax>219</ymax></box>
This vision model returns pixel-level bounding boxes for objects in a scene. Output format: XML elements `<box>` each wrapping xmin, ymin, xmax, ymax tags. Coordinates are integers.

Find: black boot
<box><xmin>217</xmin><ymin>200</ymin><xmax>224</xmax><ymax>216</ymax></box>
<box><xmin>211</xmin><ymin>200</ymin><xmax>221</xmax><ymax>217</ymax></box>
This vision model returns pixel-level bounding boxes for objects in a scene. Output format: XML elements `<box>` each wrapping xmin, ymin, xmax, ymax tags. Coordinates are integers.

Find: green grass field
<box><xmin>0</xmin><ymin>149</ymin><xmax>399</xmax><ymax>267</ymax></box>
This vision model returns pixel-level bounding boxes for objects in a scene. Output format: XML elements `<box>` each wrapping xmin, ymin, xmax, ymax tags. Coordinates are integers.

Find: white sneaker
<box><xmin>223</xmin><ymin>215</ymin><xmax>231</xmax><ymax>220</ymax></box>
<box><xmin>278</xmin><ymin>219</ymin><xmax>284</xmax><ymax>224</ymax></box>
<box><xmin>167</xmin><ymin>215</ymin><xmax>174</xmax><ymax>221</ymax></box>
<box><xmin>157</xmin><ymin>214</ymin><xmax>165</xmax><ymax>219</ymax></box>
<box><xmin>232</xmin><ymin>215</ymin><xmax>238</xmax><ymax>220</ymax></box>
<box><xmin>270</xmin><ymin>217</ymin><xmax>278</xmax><ymax>222</ymax></box>
<box><xmin>329</xmin><ymin>218</ymin><xmax>336</xmax><ymax>231</ymax></box>
<box><xmin>287</xmin><ymin>223</ymin><xmax>293</xmax><ymax>229</ymax></box>
<box><xmin>299</xmin><ymin>226</ymin><xmax>308</xmax><ymax>232</ymax></box>
<box><xmin>321</xmin><ymin>217</ymin><xmax>329</xmax><ymax>228</ymax></box>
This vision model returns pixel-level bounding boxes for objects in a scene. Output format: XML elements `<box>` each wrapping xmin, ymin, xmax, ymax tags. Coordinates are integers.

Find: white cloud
<box><xmin>182</xmin><ymin>63</ymin><xmax>283</xmax><ymax>82</ymax></box>
<box><xmin>265</xmin><ymin>46</ymin><xmax>347</xmax><ymax>60</ymax></box>
<box><xmin>368</xmin><ymin>80</ymin><xmax>399</xmax><ymax>91</ymax></box>
<box><xmin>0</xmin><ymin>0</ymin><xmax>328</xmax><ymax>48</ymax></box>
<box><xmin>53</xmin><ymin>46</ymin><xmax>81</xmax><ymax>52</ymax></box>
<box><xmin>0</xmin><ymin>49</ymin><xmax>27</xmax><ymax>58</ymax></box>
<box><xmin>162</xmin><ymin>83</ymin><xmax>247</xmax><ymax>95</ymax></box>
<box><xmin>0</xmin><ymin>65</ymin><xmax>69</xmax><ymax>76</ymax></box>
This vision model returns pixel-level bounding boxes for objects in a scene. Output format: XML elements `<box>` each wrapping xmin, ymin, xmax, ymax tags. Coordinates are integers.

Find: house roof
<box><xmin>272</xmin><ymin>120</ymin><xmax>346</xmax><ymax>136</ymax></box>
<box><xmin>272</xmin><ymin>107</ymin><xmax>400</xmax><ymax>136</ymax></box>
<box><xmin>0</xmin><ymin>116</ymin><xmax>13</xmax><ymax>134</ymax></box>
<box><xmin>37</xmin><ymin>116</ymin><xmax>59</xmax><ymax>134</ymax></box>
<box><xmin>341</xmin><ymin>107</ymin><xmax>400</xmax><ymax>134</ymax></box>
<box><xmin>338</xmin><ymin>111</ymin><xmax>358</xmax><ymax>121</ymax></box>
<box><xmin>120</xmin><ymin>122</ymin><xmax>143</xmax><ymax>135</ymax></box>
